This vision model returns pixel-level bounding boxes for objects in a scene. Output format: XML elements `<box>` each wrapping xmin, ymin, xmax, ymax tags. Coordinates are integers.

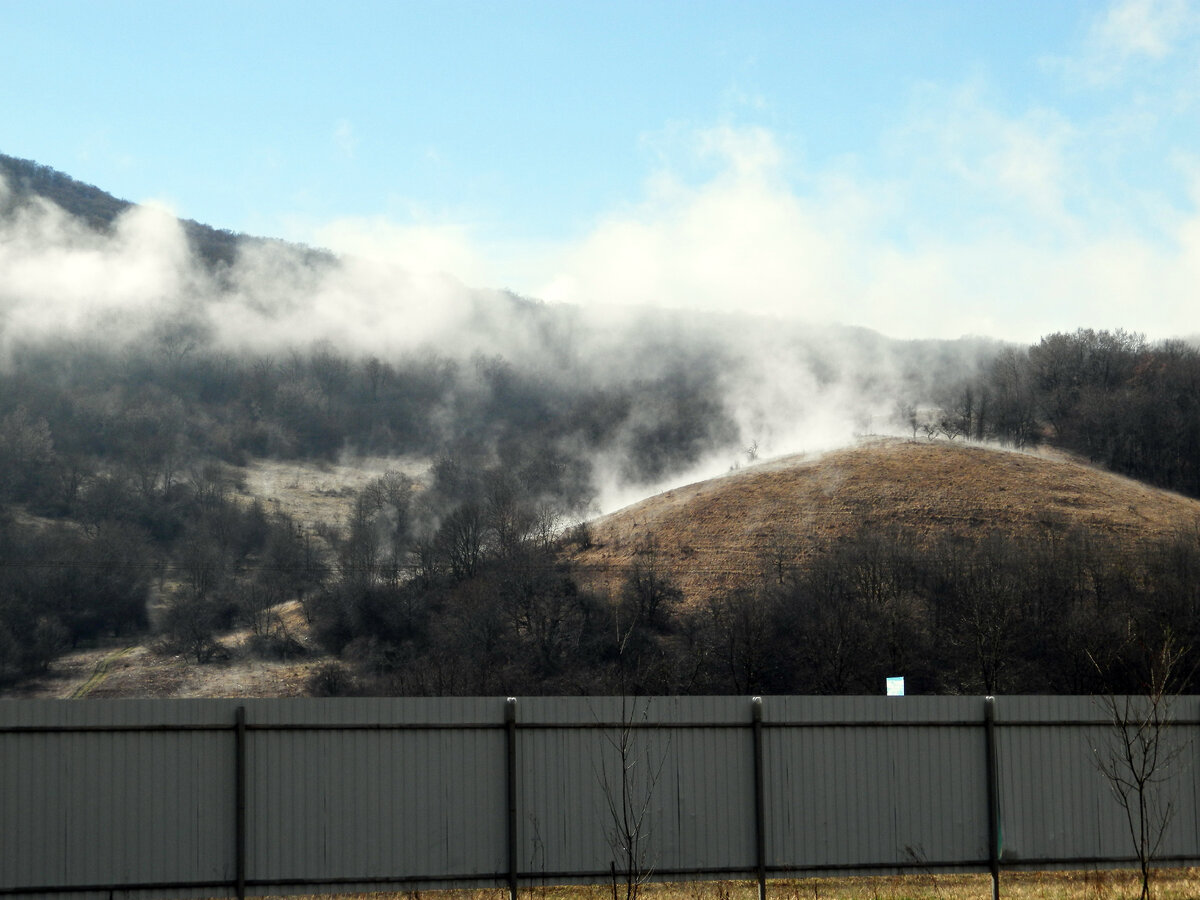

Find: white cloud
<box><xmin>696</xmin><ymin>124</ymin><xmax>784</xmax><ymax>177</ymax></box>
<box><xmin>7</xmin><ymin>52</ymin><xmax>1198</xmax><ymax>365</ymax></box>
<box><xmin>535</xmin><ymin>126</ymin><xmax>857</xmax><ymax>324</ymax></box>
<box><xmin>1048</xmin><ymin>0</ymin><xmax>1200</xmax><ymax>85</ymax></box>
<box><xmin>890</xmin><ymin>82</ymin><xmax>1079</xmax><ymax>236</ymax></box>
<box><xmin>207</xmin><ymin>243</ymin><xmax>477</xmax><ymax>357</ymax></box>
<box><xmin>333</xmin><ymin>119</ymin><xmax>359</xmax><ymax>158</ymax></box>
<box><xmin>1092</xmin><ymin>0</ymin><xmax>1191</xmax><ymax>62</ymax></box>
<box><xmin>311</xmin><ymin>215</ymin><xmax>487</xmax><ymax>282</ymax></box>
<box><xmin>283</xmin><ymin>94</ymin><xmax>1187</xmax><ymax>349</ymax></box>
<box><xmin>510</xmin><ymin>113</ymin><xmax>1200</xmax><ymax>343</ymax></box>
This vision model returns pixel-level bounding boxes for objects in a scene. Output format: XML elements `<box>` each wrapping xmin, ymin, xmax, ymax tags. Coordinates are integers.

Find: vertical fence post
<box><xmin>752</xmin><ymin>697</ymin><xmax>767</xmax><ymax>900</ymax></box>
<box><xmin>235</xmin><ymin>705</ymin><xmax>247</xmax><ymax>900</ymax></box>
<box><xmin>983</xmin><ymin>696</ymin><xmax>1000</xmax><ymax>900</ymax></box>
<box><xmin>506</xmin><ymin>698</ymin><xmax>519</xmax><ymax>900</ymax></box>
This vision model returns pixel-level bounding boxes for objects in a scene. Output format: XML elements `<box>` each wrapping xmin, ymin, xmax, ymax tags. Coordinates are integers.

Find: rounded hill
<box><xmin>570</xmin><ymin>438</ymin><xmax>1200</xmax><ymax>603</ymax></box>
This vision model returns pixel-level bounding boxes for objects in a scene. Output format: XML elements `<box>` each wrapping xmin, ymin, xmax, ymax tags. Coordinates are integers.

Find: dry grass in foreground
<box><xmin>273</xmin><ymin>869</ymin><xmax>1200</xmax><ymax>900</ymax></box>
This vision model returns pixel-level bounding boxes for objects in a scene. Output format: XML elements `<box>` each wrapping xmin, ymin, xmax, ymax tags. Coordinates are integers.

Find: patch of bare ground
<box><xmin>8</xmin><ymin>600</ymin><xmax>326</xmax><ymax>699</ymax></box>
<box><xmin>240</xmin><ymin>455</ymin><xmax>430</xmax><ymax>531</ymax></box>
<box><xmin>569</xmin><ymin>437</ymin><xmax>1200</xmax><ymax>605</ymax></box>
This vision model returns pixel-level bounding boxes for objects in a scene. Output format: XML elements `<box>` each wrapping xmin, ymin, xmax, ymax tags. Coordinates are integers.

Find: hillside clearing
<box><xmin>240</xmin><ymin>455</ymin><xmax>432</xmax><ymax>531</ymax></box>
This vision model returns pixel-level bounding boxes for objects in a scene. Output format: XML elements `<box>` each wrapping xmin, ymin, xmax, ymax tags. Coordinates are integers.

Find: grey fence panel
<box><xmin>0</xmin><ymin>700</ymin><xmax>238</xmax><ymax>900</ymax></box>
<box><xmin>661</xmin><ymin>722</ymin><xmax>756</xmax><ymax>875</ymax></box>
<box><xmin>515</xmin><ymin>696</ymin><xmax>757</xmax><ymax>883</ymax></box>
<box><xmin>4</xmin><ymin>694</ymin><xmax>1200</xmax><ymax>900</ymax></box>
<box><xmin>244</xmin><ymin>698</ymin><xmax>508</xmax><ymax>893</ymax></box>
<box><xmin>248</xmin><ymin>726</ymin><xmax>507</xmax><ymax>889</ymax></box>
<box><xmin>762</xmin><ymin>696</ymin><xmax>990</xmax><ymax>876</ymax></box>
<box><xmin>996</xmin><ymin>706</ymin><xmax>1117</xmax><ymax>866</ymax></box>
<box><xmin>994</xmin><ymin>696</ymin><xmax>1200</xmax><ymax>871</ymax></box>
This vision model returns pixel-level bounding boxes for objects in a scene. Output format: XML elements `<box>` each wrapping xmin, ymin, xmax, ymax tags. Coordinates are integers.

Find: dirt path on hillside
<box><xmin>69</xmin><ymin>646</ymin><xmax>138</xmax><ymax>698</ymax></box>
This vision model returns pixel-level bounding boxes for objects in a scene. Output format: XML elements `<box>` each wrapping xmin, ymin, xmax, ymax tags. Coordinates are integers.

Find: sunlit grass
<box><xmin>571</xmin><ymin>439</ymin><xmax>1200</xmax><ymax>609</ymax></box>
<box><xmin>276</xmin><ymin>868</ymin><xmax>1200</xmax><ymax>900</ymax></box>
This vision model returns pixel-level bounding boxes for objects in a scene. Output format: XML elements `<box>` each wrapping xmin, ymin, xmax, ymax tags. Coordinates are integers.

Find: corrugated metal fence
<box><xmin>2</xmin><ymin>696</ymin><xmax>1198</xmax><ymax>900</ymax></box>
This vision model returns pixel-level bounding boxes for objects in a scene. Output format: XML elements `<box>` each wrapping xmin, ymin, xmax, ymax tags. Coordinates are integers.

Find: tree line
<box><xmin>928</xmin><ymin>328</ymin><xmax>1200</xmax><ymax>497</ymax></box>
<box><xmin>301</xmin><ymin>466</ymin><xmax>1200</xmax><ymax>697</ymax></box>
<box><xmin>2</xmin><ymin>326</ymin><xmax>1199</xmax><ymax>691</ymax></box>
<box><xmin>0</xmin><ymin>333</ymin><xmax>732</xmax><ymax>685</ymax></box>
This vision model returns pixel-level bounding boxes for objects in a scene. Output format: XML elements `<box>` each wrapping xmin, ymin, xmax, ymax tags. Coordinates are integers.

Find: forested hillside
<box><xmin>2</xmin><ymin>155</ymin><xmax>1199</xmax><ymax>696</ymax></box>
<box><xmin>927</xmin><ymin>328</ymin><xmax>1200</xmax><ymax>497</ymax></box>
<box><xmin>0</xmin><ymin>152</ymin><xmax>333</xmax><ymax>269</ymax></box>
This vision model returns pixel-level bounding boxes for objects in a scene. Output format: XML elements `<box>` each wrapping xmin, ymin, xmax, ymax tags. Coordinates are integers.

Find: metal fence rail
<box><xmin>2</xmin><ymin>696</ymin><xmax>1197</xmax><ymax>900</ymax></box>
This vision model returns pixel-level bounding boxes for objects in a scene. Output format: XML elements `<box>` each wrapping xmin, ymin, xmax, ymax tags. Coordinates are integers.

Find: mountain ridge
<box><xmin>0</xmin><ymin>151</ymin><xmax>334</xmax><ymax>270</ymax></box>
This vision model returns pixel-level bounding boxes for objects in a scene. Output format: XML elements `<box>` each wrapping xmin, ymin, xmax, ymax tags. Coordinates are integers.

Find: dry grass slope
<box><xmin>13</xmin><ymin>439</ymin><xmax>1200</xmax><ymax>700</ymax></box>
<box><xmin>8</xmin><ymin>600</ymin><xmax>318</xmax><ymax>699</ymax></box>
<box><xmin>570</xmin><ymin>438</ymin><xmax>1200</xmax><ymax>605</ymax></box>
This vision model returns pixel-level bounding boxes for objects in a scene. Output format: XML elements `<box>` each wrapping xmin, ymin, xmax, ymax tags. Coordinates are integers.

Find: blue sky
<box><xmin>2</xmin><ymin>0</ymin><xmax>1199</xmax><ymax>341</ymax></box>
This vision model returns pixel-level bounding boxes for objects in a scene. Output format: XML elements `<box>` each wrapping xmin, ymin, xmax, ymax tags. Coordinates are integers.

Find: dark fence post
<box><xmin>506</xmin><ymin>698</ymin><xmax>519</xmax><ymax>900</ymax></box>
<box><xmin>984</xmin><ymin>696</ymin><xmax>1000</xmax><ymax>900</ymax></box>
<box><xmin>752</xmin><ymin>697</ymin><xmax>767</xmax><ymax>900</ymax></box>
<box><xmin>235</xmin><ymin>705</ymin><xmax>247</xmax><ymax>900</ymax></box>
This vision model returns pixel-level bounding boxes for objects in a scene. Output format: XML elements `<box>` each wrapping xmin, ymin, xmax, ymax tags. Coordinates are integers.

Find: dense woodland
<box><xmin>2</xmin><ymin>154</ymin><xmax>1200</xmax><ymax>695</ymax></box>
<box><xmin>925</xmin><ymin>328</ymin><xmax>1200</xmax><ymax>498</ymax></box>
<box><xmin>2</xmin><ymin>321</ymin><xmax>1198</xmax><ymax>695</ymax></box>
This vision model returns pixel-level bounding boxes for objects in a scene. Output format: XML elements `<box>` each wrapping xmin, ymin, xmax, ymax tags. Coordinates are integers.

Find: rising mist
<box><xmin>0</xmin><ymin>160</ymin><xmax>1001</xmax><ymax>516</ymax></box>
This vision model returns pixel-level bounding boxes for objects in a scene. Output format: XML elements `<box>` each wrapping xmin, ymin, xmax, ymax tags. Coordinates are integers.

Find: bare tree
<box><xmin>699</xmin><ymin>589</ymin><xmax>777</xmax><ymax>694</ymax></box>
<box><xmin>160</xmin><ymin>593</ymin><xmax>225</xmax><ymax>664</ymax></box>
<box><xmin>594</xmin><ymin>695</ymin><xmax>669</xmax><ymax>900</ymax></box>
<box><xmin>1091</xmin><ymin>636</ymin><xmax>1190</xmax><ymax>900</ymax></box>
<box><xmin>895</xmin><ymin>401</ymin><xmax>920</xmax><ymax>441</ymax></box>
<box><xmin>437</xmin><ymin>501</ymin><xmax>486</xmax><ymax>580</ymax></box>
<box><xmin>621</xmin><ymin>535</ymin><xmax>681</xmax><ymax>631</ymax></box>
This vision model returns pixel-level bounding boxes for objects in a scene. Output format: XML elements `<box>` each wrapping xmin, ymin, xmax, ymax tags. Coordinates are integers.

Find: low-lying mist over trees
<box><xmin>2</xmin><ymin>154</ymin><xmax>1199</xmax><ymax>695</ymax></box>
<box><xmin>0</xmin><ymin>155</ymin><xmax>1006</xmax><ymax>496</ymax></box>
